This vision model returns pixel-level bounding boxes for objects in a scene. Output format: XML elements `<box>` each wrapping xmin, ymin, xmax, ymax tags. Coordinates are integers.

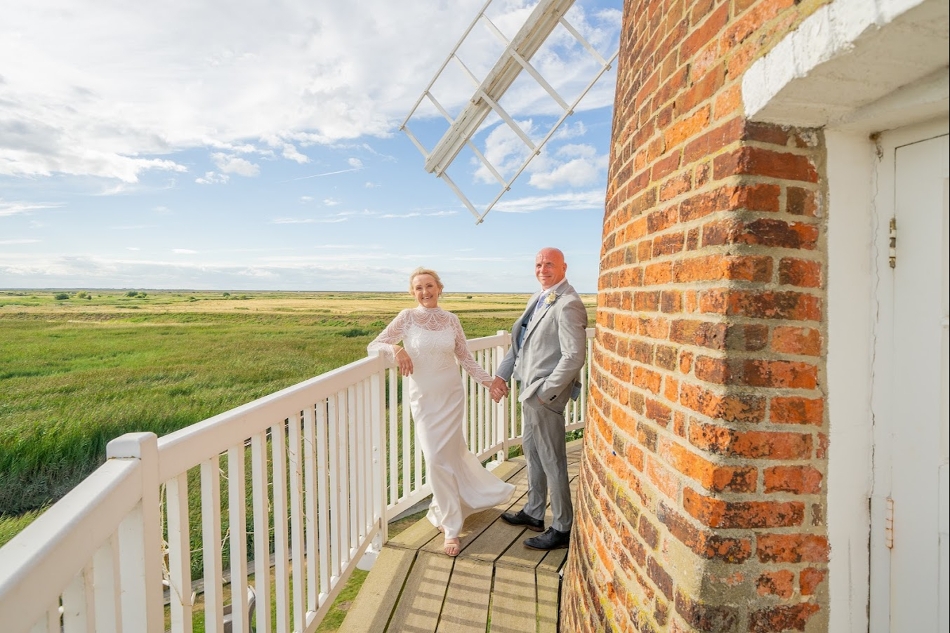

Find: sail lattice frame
<box><xmin>401</xmin><ymin>0</ymin><xmax>619</xmax><ymax>224</ymax></box>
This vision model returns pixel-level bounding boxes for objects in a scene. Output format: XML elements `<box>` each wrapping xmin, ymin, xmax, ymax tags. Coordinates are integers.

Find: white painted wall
<box><xmin>826</xmin><ymin>130</ymin><xmax>876</xmax><ymax>633</ymax></box>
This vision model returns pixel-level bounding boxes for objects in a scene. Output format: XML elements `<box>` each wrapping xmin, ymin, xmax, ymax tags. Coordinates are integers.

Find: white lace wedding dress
<box><xmin>368</xmin><ymin>306</ymin><xmax>515</xmax><ymax>538</ymax></box>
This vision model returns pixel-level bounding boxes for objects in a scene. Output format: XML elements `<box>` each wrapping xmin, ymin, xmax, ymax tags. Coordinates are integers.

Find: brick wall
<box><xmin>562</xmin><ymin>0</ymin><xmax>831</xmax><ymax>631</ymax></box>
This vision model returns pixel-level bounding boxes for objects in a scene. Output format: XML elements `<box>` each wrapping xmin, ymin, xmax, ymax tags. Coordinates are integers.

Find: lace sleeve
<box><xmin>367</xmin><ymin>309</ymin><xmax>411</xmax><ymax>363</ymax></box>
<box><xmin>451</xmin><ymin>314</ymin><xmax>493</xmax><ymax>384</ymax></box>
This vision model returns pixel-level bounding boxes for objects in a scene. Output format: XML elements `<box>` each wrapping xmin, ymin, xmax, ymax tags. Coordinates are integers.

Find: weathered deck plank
<box><xmin>434</xmin><ymin>558</ymin><xmax>494</xmax><ymax>633</ymax></box>
<box><xmin>537</xmin><ymin>570</ymin><xmax>561</xmax><ymax>633</ymax></box>
<box><xmin>488</xmin><ymin>564</ymin><xmax>538</xmax><ymax>633</ymax></box>
<box><xmin>387</xmin><ymin>551</ymin><xmax>454</xmax><ymax>632</ymax></box>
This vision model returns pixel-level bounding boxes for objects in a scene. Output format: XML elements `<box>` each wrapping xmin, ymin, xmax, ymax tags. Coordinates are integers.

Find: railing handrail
<box><xmin>0</xmin><ymin>327</ymin><xmax>594</xmax><ymax>633</ymax></box>
<box><xmin>0</xmin><ymin>460</ymin><xmax>141</xmax><ymax>620</ymax></box>
<box><xmin>156</xmin><ymin>354</ymin><xmax>387</xmax><ymax>482</ymax></box>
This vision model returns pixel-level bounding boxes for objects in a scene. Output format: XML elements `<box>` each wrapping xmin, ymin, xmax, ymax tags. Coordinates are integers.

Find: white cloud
<box><xmin>211</xmin><ymin>153</ymin><xmax>260</xmax><ymax>177</ymax></box>
<box><xmin>0</xmin><ymin>239</ymin><xmax>41</xmax><ymax>245</ymax></box>
<box><xmin>0</xmin><ymin>200</ymin><xmax>63</xmax><ymax>216</ymax></box>
<box><xmin>126</xmin><ymin>247</ymin><xmax>140</xmax><ymax>251</ymax></box>
<box><xmin>552</xmin><ymin>121</ymin><xmax>588</xmax><ymax>140</ymax></box>
<box><xmin>300</xmin><ymin>196</ymin><xmax>314</xmax><ymax>203</ymax></box>
<box><xmin>472</xmin><ymin>119</ymin><xmax>536</xmax><ymax>184</ymax></box>
<box><xmin>471</xmin><ymin>120</ymin><xmax>606</xmax><ymax>190</ymax></box>
<box><xmin>528</xmin><ymin>146</ymin><xmax>607</xmax><ymax>189</ymax></box>
<box><xmin>493</xmin><ymin>189</ymin><xmax>605</xmax><ymax>213</ymax></box>
<box><xmin>281</xmin><ymin>143</ymin><xmax>309</xmax><ymax>164</ymax></box>
<box><xmin>528</xmin><ymin>158</ymin><xmax>600</xmax><ymax>189</ymax></box>
<box><xmin>347</xmin><ymin>157</ymin><xmax>363</xmax><ymax>169</ymax></box>
<box><xmin>0</xmin><ymin>0</ymin><xmax>619</xmax><ymax>183</ymax></box>
<box><xmin>173</xmin><ymin>248</ymin><xmax>198</xmax><ymax>254</ymax></box>
<box><xmin>196</xmin><ymin>171</ymin><xmax>229</xmax><ymax>185</ymax></box>
<box><xmin>323</xmin><ymin>198</ymin><xmax>341</xmax><ymax>206</ymax></box>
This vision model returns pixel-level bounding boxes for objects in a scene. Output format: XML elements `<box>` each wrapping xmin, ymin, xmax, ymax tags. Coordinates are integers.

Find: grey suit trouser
<box><xmin>521</xmin><ymin>394</ymin><xmax>573</xmax><ymax>533</ymax></box>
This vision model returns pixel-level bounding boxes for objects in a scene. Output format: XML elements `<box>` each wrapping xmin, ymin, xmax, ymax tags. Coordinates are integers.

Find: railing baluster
<box><xmin>387</xmin><ymin>369</ymin><xmax>398</xmax><ymax>506</ymax></box>
<box><xmin>200</xmin><ymin>458</ymin><xmax>224</xmax><ymax>633</ymax></box>
<box><xmin>165</xmin><ymin>472</ymin><xmax>192</xmax><ymax>633</ymax></box>
<box><xmin>287</xmin><ymin>413</ymin><xmax>306</xmax><ymax>633</ymax></box>
<box><xmin>227</xmin><ymin>445</ymin><xmax>249</xmax><ymax>633</ymax></box>
<box><xmin>355</xmin><ymin>381</ymin><xmax>367</xmax><ymax>542</ymax></box>
<box><xmin>316</xmin><ymin>400</ymin><xmax>331</xmax><ymax>603</ymax></box>
<box><xmin>462</xmin><ymin>364</ymin><xmax>471</xmax><ymax>447</ymax></box>
<box><xmin>371</xmin><ymin>363</ymin><xmax>386</xmax><ymax>544</ymax></box>
<box><xmin>494</xmin><ymin>333</ymin><xmax>509</xmax><ymax>461</ymax></box>
<box><xmin>303</xmin><ymin>405</ymin><xmax>319</xmax><ymax>615</ymax></box>
<box><xmin>29</xmin><ymin>602</ymin><xmax>60</xmax><ymax>633</ymax></box>
<box><xmin>411</xmin><ymin>378</ymin><xmax>423</xmax><ymax>493</ymax></box>
<box><xmin>347</xmin><ymin>386</ymin><xmax>358</xmax><ymax>559</ymax></box>
<box><xmin>364</xmin><ymin>379</ymin><xmax>375</xmax><ymax>537</ymax></box>
<box><xmin>477</xmin><ymin>364</ymin><xmax>486</xmax><ymax>454</ymax></box>
<box><xmin>92</xmin><ymin>535</ymin><xmax>120</xmax><ymax>633</ymax></box>
<box><xmin>270</xmin><ymin>422</ymin><xmax>290</xmax><ymax>633</ymax></box>
<box><xmin>401</xmin><ymin>376</ymin><xmax>412</xmax><ymax>499</ymax></box>
<box><xmin>250</xmin><ymin>432</ymin><xmax>272</xmax><ymax>633</ymax></box>
<box><xmin>61</xmin><ymin>566</ymin><xmax>91</xmax><ymax>632</ymax></box>
<box><xmin>327</xmin><ymin>394</ymin><xmax>342</xmax><ymax>583</ymax></box>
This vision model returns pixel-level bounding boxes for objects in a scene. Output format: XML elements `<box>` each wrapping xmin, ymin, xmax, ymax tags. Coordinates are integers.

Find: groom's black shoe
<box><xmin>524</xmin><ymin>527</ymin><xmax>570</xmax><ymax>551</ymax></box>
<box><xmin>500</xmin><ymin>510</ymin><xmax>544</xmax><ymax>532</ymax></box>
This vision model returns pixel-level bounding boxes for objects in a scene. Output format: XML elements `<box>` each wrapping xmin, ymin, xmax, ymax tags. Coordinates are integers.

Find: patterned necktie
<box><xmin>530</xmin><ymin>292</ymin><xmax>547</xmax><ymax>321</ymax></box>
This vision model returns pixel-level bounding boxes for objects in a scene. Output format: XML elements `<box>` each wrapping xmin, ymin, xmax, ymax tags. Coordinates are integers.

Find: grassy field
<box><xmin>1</xmin><ymin>288</ymin><xmax>594</xmax><ymax>630</ymax></box>
<box><xmin>0</xmin><ymin>289</ymin><xmax>591</xmax><ymax>528</ymax></box>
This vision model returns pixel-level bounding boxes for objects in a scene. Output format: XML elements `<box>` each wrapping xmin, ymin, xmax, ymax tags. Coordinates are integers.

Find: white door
<box><xmin>889</xmin><ymin>131</ymin><xmax>949</xmax><ymax>633</ymax></box>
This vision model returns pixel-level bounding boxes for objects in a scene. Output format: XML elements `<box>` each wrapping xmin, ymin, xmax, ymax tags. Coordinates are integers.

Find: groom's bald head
<box><xmin>535</xmin><ymin>247</ymin><xmax>567</xmax><ymax>290</ymax></box>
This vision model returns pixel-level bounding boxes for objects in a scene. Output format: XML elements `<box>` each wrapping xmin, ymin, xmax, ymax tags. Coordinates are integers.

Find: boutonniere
<box><xmin>544</xmin><ymin>292</ymin><xmax>558</xmax><ymax>306</ymax></box>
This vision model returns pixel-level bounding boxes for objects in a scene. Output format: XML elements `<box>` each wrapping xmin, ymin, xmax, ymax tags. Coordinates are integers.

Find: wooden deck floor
<box><xmin>340</xmin><ymin>440</ymin><xmax>583</xmax><ymax>633</ymax></box>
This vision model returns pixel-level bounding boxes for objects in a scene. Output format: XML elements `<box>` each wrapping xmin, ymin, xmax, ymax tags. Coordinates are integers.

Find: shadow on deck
<box><xmin>340</xmin><ymin>440</ymin><xmax>584</xmax><ymax>633</ymax></box>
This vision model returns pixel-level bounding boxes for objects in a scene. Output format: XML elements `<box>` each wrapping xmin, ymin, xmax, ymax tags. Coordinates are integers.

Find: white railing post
<box><xmin>106</xmin><ymin>432</ymin><xmax>163</xmax><ymax>633</ymax></box>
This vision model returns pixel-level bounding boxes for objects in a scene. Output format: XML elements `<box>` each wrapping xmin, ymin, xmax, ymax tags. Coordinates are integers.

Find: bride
<box><xmin>368</xmin><ymin>267</ymin><xmax>515</xmax><ymax>557</ymax></box>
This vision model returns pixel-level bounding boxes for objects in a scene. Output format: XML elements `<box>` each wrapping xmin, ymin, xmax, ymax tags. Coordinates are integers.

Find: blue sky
<box><xmin>0</xmin><ymin>0</ymin><xmax>621</xmax><ymax>293</ymax></box>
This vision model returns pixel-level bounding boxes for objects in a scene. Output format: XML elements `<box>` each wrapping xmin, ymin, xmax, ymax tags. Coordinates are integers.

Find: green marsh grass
<box><xmin>0</xmin><ymin>289</ymin><xmax>543</xmax><ymax>537</ymax></box>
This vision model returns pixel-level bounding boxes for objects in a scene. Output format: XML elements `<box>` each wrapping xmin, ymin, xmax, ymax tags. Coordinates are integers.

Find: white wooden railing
<box><xmin>0</xmin><ymin>328</ymin><xmax>593</xmax><ymax>633</ymax></box>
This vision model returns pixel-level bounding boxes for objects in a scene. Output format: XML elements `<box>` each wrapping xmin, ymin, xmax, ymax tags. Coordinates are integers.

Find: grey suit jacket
<box><xmin>496</xmin><ymin>281</ymin><xmax>588</xmax><ymax>404</ymax></box>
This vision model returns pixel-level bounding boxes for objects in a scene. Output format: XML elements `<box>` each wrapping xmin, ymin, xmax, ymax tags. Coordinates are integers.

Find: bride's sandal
<box><xmin>444</xmin><ymin>537</ymin><xmax>461</xmax><ymax>557</ymax></box>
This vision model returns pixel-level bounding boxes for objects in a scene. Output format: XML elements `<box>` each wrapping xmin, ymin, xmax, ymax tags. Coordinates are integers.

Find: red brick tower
<box><xmin>563</xmin><ymin>0</ymin><xmax>831</xmax><ymax>630</ymax></box>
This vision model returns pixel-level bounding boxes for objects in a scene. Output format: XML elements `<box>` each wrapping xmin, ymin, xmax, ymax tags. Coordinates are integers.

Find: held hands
<box><xmin>489</xmin><ymin>376</ymin><xmax>510</xmax><ymax>403</ymax></box>
<box><xmin>395</xmin><ymin>347</ymin><xmax>413</xmax><ymax>376</ymax></box>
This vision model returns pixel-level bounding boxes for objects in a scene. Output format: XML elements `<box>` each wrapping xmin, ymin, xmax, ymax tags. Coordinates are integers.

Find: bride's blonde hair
<box><xmin>409</xmin><ymin>267</ymin><xmax>444</xmax><ymax>292</ymax></box>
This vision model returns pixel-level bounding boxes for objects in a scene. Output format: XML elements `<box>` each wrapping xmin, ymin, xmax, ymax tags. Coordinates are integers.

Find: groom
<box><xmin>490</xmin><ymin>247</ymin><xmax>588</xmax><ymax>550</ymax></box>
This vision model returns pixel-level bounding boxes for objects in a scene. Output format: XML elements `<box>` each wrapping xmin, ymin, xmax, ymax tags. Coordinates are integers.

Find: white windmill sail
<box><xmin>401</xmin><ymin>0</ymin><xmax>619</xmax><ymax>224</ymax></box>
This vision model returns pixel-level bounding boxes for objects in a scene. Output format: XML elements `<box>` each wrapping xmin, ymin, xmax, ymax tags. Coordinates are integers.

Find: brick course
<box><xmin>562</xmin><ymin>0</ymin><xmax>830</xmax><ymax>630</ymax></box>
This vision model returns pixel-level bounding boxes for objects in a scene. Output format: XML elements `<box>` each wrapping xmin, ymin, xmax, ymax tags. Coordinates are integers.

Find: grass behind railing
<box><xmin>0</xmin><ymin>290</ymin><xmax>535</xmax><ymax>535</ymax></box>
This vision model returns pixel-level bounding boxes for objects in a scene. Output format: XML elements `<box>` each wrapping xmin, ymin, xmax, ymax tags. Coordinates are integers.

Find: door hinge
<box><xmin>885</xmin><ymin>496</ymin><xmax>894</xmax><ymax>549</ymax></box>
<box><xmin>888</xmin><ymin>217</ymin><xmax>897</xmax><ymax>268</ymax></box>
